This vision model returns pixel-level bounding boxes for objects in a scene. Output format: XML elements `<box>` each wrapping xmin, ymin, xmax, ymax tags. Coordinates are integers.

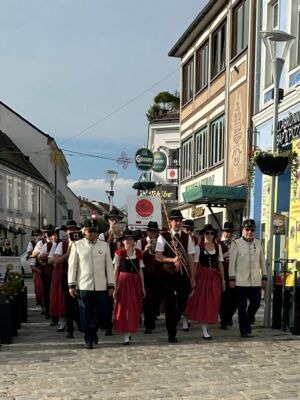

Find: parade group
<box><xmin>27</xmin><ymin>208</ymin><xmax>267</xmax><ymax>349</ymax></box>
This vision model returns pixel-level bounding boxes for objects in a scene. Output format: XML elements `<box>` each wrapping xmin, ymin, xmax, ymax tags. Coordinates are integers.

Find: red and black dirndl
<box><xmin>185</xmin><ymin>265</ymin><xmax>222</xmax><ymax>324</ymax></box>
<box><xmin>49</xmin><ymin>263</ymin><xmax>65</xmax><ymax>318</ymax></box>
<box><xmin>113</xmin><ymin>248</ymin><xmax>143</xmax><ymax>333</ymax></box>
<box><xmin>33</xmin><ymin>270</ymin><xmax>44</xmax><ymax>305</ymax></box>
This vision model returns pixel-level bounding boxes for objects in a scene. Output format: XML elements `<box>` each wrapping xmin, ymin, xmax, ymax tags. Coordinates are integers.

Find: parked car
<box><xmin>19</xmin><ymin>251</ymin><xmax>33</xmax><ymax>276</ymax></box>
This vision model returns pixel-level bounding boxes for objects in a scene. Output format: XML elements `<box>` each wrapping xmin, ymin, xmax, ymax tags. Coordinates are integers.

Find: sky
<box><xmin>0</xmin><ymin>0</ymin><xmax>208</xmax><ymax>207</ymax></box>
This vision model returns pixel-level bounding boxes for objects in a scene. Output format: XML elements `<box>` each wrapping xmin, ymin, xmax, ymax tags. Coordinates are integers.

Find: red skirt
<box><xmin>49</xmin><ymin>264</ymin><xmax>65</xmax><ymax>317</ymax></box>
<box><xmin>113</xmin><ymin>272</ymin><xmax>142</xmax><ymax>333</ymax></box>
<box><xmin>185</xmin><ymin>266</ymin><xmax>222</xmax><ymax>324</ymax></box>
<box><xmin>33</xmin><ymin>271</ymin><xmax>44</xmax><ymax>305</ymax></box>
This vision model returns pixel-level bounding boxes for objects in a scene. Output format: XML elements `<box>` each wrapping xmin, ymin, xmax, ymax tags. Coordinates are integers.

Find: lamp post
<box><xmin>105</xmin><ymin>169</ymin><xmax>118</xmax><ymax>211</ymax></box>
<box><xmin>260</xmin><ymin>30</ymin><xmax>295</xmax><ymax>327</ymax></box>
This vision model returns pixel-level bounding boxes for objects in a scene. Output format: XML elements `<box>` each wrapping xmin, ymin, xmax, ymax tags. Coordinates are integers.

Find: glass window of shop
<box><xmin>289</xmin><ymin>0</ymin><xmax>300</xmax><ymax>70</ymax></box>
<box><xmin>211</xmin><ymin>22</ymin><xmax>226</xmax><ymax>79</ymax></box>
<box><xmin>209</xmin><ymin>116</ymin><xmax>225</xmax><ymax>168</ymax></box>
<box><xmin>181</xmin><ymin>138</ymin><xmax>193</xmax><ymax>180</ymax></box>
<box><xmin>196</xmin><ymin>42</ymin><xmax>209</xmax><ymax>92</ymax></box>
<box><xmin>0</xmin><ymin>175</ymin><xmax>3</xmax><ymax>209</ymax></box>
<box><xmin>182</xmin><ymin>57</ymin><xmax>194</xmax><ymax>105</ymax></box>
<box><xmin>195</xmin><ymin>127</ymin><xmax>208</xmax><ymax>173</ymax></box>
<box><xmin>232</xmin><ymin>0</ymin><xmax>249</xmax><ymax>58</ymax></box>
<box><xmin>7</xmin><ymin>176</ymin><xmax>13</xmax><ymax>210</ymax></box>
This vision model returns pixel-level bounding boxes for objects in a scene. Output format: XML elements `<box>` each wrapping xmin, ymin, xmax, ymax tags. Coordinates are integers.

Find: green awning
<box><xmin>183</xmin><ymin>185</ymin><xmax>247</xmax><ymax>206</ymax></box>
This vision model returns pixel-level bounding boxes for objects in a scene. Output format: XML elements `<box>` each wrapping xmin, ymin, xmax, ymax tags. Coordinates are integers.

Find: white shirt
<box><xmin>48</xmin><ymin>243</ymin><xmax>58</xmax><ymax>258</ymax></box>
<box><xmin>155</xmin><ymin>230</ymin><xmax>196</xmax><ymax>255</ymax></box>
<box><xmin>54</xmin><ymin>242</ymin><xmax>64</xmax><ymax>256</ymax></box>
<box><xmin>114</xmin><ymin>249</ymin><xmax>145</xmax><ymax>269</ymax></box>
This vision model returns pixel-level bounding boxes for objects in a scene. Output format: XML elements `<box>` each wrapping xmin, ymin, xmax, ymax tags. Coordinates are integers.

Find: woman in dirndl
<box><xmin>185</xmin><ymin>224</ymin><xmax>225</xmax><ymax>340</ymax></box>
<box><xmin>113</xmin><ymin>229</ymin><xmax>146</xmax><ymax>345</ymax></box>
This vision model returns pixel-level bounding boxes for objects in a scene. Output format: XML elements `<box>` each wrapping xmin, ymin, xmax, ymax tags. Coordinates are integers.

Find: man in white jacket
<box><xmin>68</xmin><ymin>224</ymin><xmax>115</xmax><ymax>349</ymax></box>
<box><xmin>229</xmin><ymin>219</ymin><xmax>267</xmax><ymax>338</ymax></box>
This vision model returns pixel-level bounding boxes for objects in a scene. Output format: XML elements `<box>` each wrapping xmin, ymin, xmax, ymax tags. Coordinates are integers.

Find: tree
<box><xmin>146</xmin><ymin>91</ymin><xmax>180</xmax><ymax>123</ymax></box>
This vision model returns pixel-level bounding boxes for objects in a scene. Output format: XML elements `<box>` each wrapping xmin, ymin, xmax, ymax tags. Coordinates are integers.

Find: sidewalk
<box><xmin>0</xmin><ymin>278</ymin><xmax>300</xmax><ymax>400</ymax></box>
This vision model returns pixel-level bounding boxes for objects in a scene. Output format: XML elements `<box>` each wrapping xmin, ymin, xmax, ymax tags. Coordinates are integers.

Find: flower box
<box><xmin>255</xmin><ymin>155</ymin><xmax>289</xmax><ymax>176</ymax></box>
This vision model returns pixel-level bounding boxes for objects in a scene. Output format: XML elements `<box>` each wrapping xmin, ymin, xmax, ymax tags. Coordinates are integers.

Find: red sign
<box><xmin>91</xmin><ymin>210</ymin><xmax>97</xmax><ymax>219</ymax></box>
<box><xmin>135</xmin><ymin>199</ymin><xmax>154</xmax><ymax>218</ymax></box>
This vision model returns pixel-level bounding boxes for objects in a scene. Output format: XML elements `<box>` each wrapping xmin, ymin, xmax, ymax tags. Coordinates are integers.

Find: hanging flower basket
<box><xmin>255</xmin><ymin>155</ymin><xmax>289</xmax><ymax>176</ymax></box>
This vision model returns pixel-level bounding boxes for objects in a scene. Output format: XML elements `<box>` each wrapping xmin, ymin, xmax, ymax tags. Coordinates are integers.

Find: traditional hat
<box><xmin>242</xmin><ymin>219</ymin><xmax>256</xmax><ymax>229</ymax></box>
<box><xmin>147</xmin><ymin>221</ymin><xmax>159</xmax><ymax>231</ymax></box>
<box><xmin>121</xmin><ymin>229</ymin><xmax>135</xmax><ymax>240</ymax></box>
<box><xmin>32</xmin><ymin>229</ymin><xmax>41</xmax><ymax>236</ymax></box>
<box><xmin>183</xmin><ymin>219</ymin><xmax>194</xmax><ymax>229</ymax></box>
<box><xmin>199</xmin><ymin>223</ymin><xmax>218</xmax><ymax>235</ymax></box>
<box><xmin>168</xmin><ymin>209</ymin><xmax>183</xmax><ymax>220</ymax></box>
<box><xmin>221</xmin><ymin>222</ymin><xmax>234</xmax><ymax>232</ymax></box>
<box><xmin>66</xmin><ymin>220</ymin><xmax>78</xmax><ymax>229</ymax></box>
<box><xmin>104</xmin><ymin>209</ymin><xmax>123</xmax><ymax>221</ymax></box>
<box><xmin>42</xmin><ymin>223</ymin><xmax>55</xmax><ymax>232</ymax></box>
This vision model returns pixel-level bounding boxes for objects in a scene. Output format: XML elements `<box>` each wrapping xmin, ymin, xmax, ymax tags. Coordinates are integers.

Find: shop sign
<box><xmin>138</xmin><ymin>185</ymin><xmax>178</xmax><ymax>201</ymax></box>
<box><xmin>152</xmin><ymin>151</ymin><xmax>167</xmax><ymax>173</ymax></box>
<box><xmin>185</xmin><ymin>175</ymin><xmax>215</xmax><ymax>193</ymax></box>
<box><xmin>277</xmin><ymin>111</ymin><xmax>300</xmax><ymax>147</ymax></box>
<box><xmin>127</xmin><ymin>196</ymin><xmax>162</xmax><ymax>228</ymax></box>
<box><xmin>135</xmin><ymin>148</ymin><xmax>154</xmax><ymax>171</ymax></box>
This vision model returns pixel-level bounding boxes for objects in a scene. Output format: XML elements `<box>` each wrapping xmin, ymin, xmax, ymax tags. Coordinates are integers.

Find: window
<box><xmin>14</xmin><ymin>178</ymin><xmax>21</xmax><ymax>211</ymax></box>
<box><xmin>290</xmin><ymin>0</ymin><xmax>300</xmax><ymax>70</ymax></box>
<box><xmin>169</xmin><ymin>148</ymin><xmax>179</xmax><ymax>168</ymax></box>
<box><xmin>195</xmin><ymin>128</ymin><xmax>208</xmax><ymax>173</ymax></box>
<box><xmin>182</xmin><ymin>57</ymin><xmax>194</xmax><ymax>105</ymax></box>
<box><xmin>0</xmin><ymin>176</ymin><xmax>3</xmax><ymax>208</ymax></box>
<box><xmin>209</xmin><ymin>116</ymin><xmax>225</xmax><ymax>167</ymax></box>
<box><xmin>7</xmin><ymin>177</ymin><xmax>13</xmax><ymax>209</ymax></box>
<box><xmin>211</xmin><ymin>23</ymin><xmax>226</xmax><ymax>79</ymax></box>
<box><xmin>181</xmin><ymin>138</ymin><xmax>193</xmax><ymax>180</ymax></box>
<box><xmin>232</xmin><ymin>0</ymin><xmax>249</xmax><ymax>57</ymax></box>
<box><xmin>196</xmin><ymin>42</ymin><xmax>209</xmax><ymax>92</ymax></box>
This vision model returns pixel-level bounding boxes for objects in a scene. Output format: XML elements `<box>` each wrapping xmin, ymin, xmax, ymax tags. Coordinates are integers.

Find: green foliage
<box><xmin>146</xmin><ymin>91</ymin><xmax>180</xmax><ymax>123</ymax></box>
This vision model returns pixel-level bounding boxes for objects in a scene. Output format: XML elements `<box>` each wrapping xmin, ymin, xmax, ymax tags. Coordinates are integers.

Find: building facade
<box><xmin>252</xmin><ymin>0</ymin><xmax>300</xmax><ymax>262</ymax></box>
<box><xmin>169</xmin><ymin>0</ymin><xmax>256</xmax><ymax>232</ymax></box>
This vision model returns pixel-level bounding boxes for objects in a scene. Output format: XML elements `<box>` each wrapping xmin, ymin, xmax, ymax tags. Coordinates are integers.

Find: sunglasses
<box><xmin>245</xmin><ymin>228</ymin><xmax>255</xmax><ymax>232</ymax></box>
<box><xmin>205</xmin><ymin>231</ymin><xmax>215</xmax><ymax>235</ymax></box>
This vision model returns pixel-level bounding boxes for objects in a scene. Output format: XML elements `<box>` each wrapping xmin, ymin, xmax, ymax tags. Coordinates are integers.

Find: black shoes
<box><xmin>105</xmin><ymin>329</ymin><xmax>112</xmax><ymax>336</ymax></box>
<box><xmin>85</xmin><ymin>342</ymin><xmax>93</xmax><ymax>349</ymax></box>
<box><xmin>202</xmin><ymin>336</ymin><xmax>213</xmax><ymax>340</ymax></box>
<box><xmin>220</xmin><ymin>325</ymin><xmax>228</xmax><ymax>330</ymax></box>
<box><xmin>66</xmin><ymin>332</ymin><xmax>74</xmax><ymax>339</ymax></box>
<box><xmin>123</xmin><ymin>341</ymin><xmax>131</xmax><ymax>346</ymax></box>
<box><xmin>168</xmin><ymin>336</ymin><xmax>178</xmax><ymax>343</ymax></box>
<box><xmin>240</xmin><ymin>333</ymin><xmax>254</xmax><ymax>338</ymax></box>
<box><xmin>145</xmin><ymin>328</ymin><xmax>153</xmax><ymax>334</ymax></box>
<box><xmin>94</xmin><ymin>335</ymin><xmax>99</xmax><ymax>345</ymax></box>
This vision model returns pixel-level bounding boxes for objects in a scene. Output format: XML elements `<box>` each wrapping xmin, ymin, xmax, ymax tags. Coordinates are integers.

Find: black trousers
<box><xmin>236</xmin><ymin>286</ymin><xmax>261</xmax><ymax>335</ymax></box>
<box><xmin>162</xmin><ymin>269</ymin><xmax>190</xmax><ymax>338</ymax></box>
<box><xmin>104</xmin><ymin>295</ymin><xmax>114</xmax><ymax>331</ymax></box>
<box><xmin>61</xmin><ymin>274</ymin><xmax>76</xmax><ymax>333</ymax></box>
<box><xmin>219</xmin><ymin>283</ymin><xmax>238</xmax><ymax>326</ymax></box>
<box><xmin>41</xmin><ymin>272</ymin><xmax>52</xmax><ymax>316</ymax></box>
<box><xmin>143</xmin><ymin>273</ymin><xmax>163</xmax><ymax>330</ymax></box>
<box><xmin>78</xmin><ymin>290</ymin><xmax>109</xmax><ymax>344</ymax></box>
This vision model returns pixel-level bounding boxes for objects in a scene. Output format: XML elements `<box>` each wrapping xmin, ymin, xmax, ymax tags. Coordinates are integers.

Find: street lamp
<box><xmin>260</xmin><ymin>30</ymin><xmax>295</xmax><ymax>327</ymax></box>
<box><xmin>105</xmin><ymin>169</ymin><xmax>118</xmax><ymax>211</ymax></box>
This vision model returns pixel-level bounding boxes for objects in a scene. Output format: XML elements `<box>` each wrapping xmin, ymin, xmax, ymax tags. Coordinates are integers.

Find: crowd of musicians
<box><xmin>27</xmin><ymin>208</ymin><xmax>267</xmax><ymax>349</ymax></box>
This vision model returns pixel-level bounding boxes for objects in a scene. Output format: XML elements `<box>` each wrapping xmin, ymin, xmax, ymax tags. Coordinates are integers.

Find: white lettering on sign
<box><xmin>136</xmin><ymin>155</ymin><xmax>153</xmax><ymax>163</ymax></box>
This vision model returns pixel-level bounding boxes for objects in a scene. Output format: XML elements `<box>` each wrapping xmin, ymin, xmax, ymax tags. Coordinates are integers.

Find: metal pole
<box><xmin>264</xmin><ymin>58</ymin><xmax>284</xmax><ymax>327</ymax></box>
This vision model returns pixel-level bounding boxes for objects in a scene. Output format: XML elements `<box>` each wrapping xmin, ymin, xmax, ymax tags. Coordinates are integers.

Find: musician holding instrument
<box><xmin>99</xmin><ymin>209</ymin><xmax>123</xmax><ymax>336</ymax></box>
<box><xmin>136</xmin><ymin>221</ymin><xmax>162</xmax><ymax>334</ymax></box>
<box><xmin>155</xmin><ymin>209</ymin><xmax>195</xmax><ymax>343</ymax></box>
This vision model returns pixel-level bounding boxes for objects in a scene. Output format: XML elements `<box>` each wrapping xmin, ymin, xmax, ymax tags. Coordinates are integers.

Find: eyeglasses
<box><xmin>245</xmin><ymin>228</ymin><xmax>255</xmax><ymax>232</ymax></box>
<box><xmin>205</xmin><ymin>231</ymin><xmax>214</xmax><ymax>236</ymax></box>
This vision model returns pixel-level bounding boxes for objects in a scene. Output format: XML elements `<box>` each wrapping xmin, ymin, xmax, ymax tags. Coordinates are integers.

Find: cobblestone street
<box><xmin>1</xmin><ymin>279</ymin><xmax>300</xmax><ymax>400</ymax></box>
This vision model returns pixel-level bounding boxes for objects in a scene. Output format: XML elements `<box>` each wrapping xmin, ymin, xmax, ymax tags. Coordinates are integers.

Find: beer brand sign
<box><xmin>135</xmin><ymin>148</ymin><xmax>154</xmax><ymax>171</ymax></box>
<box><xmin>277</xmin><ymin>111</ymin><xmax>300</xmax><ymax>147</ymax></box>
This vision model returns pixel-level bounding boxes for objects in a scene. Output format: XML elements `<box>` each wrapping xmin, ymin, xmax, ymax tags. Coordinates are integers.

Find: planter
<box><xmin>20</xmin><ymin>286</ymin><xmax>28</xmax><ymax>323</ymax></box>
<box><xmin>0</xmin><ymin>301</ymin><xmax>12</xmax><ymax>344</ymax></box>
<box><xmin>255</xmin><ymin>156</ymin><xmax>289</xmax><ymax>176</ymax></box>
<box><xmin>9</xmin><ymin>295</ymin><xmax>19</xmax><ymax>336</ymax></box>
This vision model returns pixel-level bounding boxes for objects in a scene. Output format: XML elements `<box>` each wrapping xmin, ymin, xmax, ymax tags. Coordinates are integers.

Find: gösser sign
<box><xmin>135</xmin><ymin>148</ymin><xmax>154</xmax><ymax>171</ymax></box>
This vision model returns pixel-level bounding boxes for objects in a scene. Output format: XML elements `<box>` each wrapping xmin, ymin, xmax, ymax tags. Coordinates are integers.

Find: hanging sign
<box><xmin>127</xmin><ymin>196</ymin><xmax>162</xmax><ymax>228</ymax></box>
<box><xmin>135</xmin><ymin>148</ymin><xmax>154</xmax><ymax>171</ymax></box>
<box><xmin>152</xmin><ymin>151</ymin><xmax>167</xmax><ymax>173</ymax></box>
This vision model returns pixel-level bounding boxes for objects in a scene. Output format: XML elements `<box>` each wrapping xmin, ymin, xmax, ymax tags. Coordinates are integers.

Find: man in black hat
<box><xmin>68</xmin><ymin>221</ymin><xmax>115</xmax><ymax>349</ymax></box>
<box><xmin>229</xmin><ymin>219</ymin><xmax>267</xmax><ymax>338</ymax></box>
<box><xmin>155</xmin><ymin>209</ymin><xmax>195</xmax><ymax>343</ymax></box>
<box><xmin>219</xmin><ymin>222</ymin><xmax>237</xmax><ymax>329</ymax></box>
<box><xmin>136</xmin><ymin>221</ymin><xmax>162</xmax><ymax>334</ymax></box>
<box><xmin>99</xmin><ymin>209</ymin><xmax>123</xmax><ymax>336</ymax></box>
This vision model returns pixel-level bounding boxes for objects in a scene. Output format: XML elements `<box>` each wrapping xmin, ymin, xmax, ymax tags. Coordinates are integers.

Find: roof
<box><xmin>0</xmin><ymin>130</ymin><xmax>49</xmax><ymax>185</ymax></box>
<box><xmin>168</xmin><ymin>0</ymin><xmax>228</xmax><ymax>58</ymax></box>
<box><xmin>152</xmin><ymin>111</ymin><xmax>180</xmax><ymax>123</ymax></box>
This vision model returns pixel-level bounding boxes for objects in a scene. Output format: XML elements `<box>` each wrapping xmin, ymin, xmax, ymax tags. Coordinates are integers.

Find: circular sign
<box><xmin>135</xmin><ymin>199</ymin><xmax>154</xmax><ymax>218</ymax></box>
<box><xmin>169</xmin><ymin>170</ymin><xmax>176</xmax><ymax>178</ymax></box>
<box><xmin>152</xmin><ymin>151</ymin><xmax>167</xmax><ymax>173</ymax></box>
<box><xmin>135</xmin><ymin>148</ymin><xmax>154</xmax><ymax>171</ymax></box>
